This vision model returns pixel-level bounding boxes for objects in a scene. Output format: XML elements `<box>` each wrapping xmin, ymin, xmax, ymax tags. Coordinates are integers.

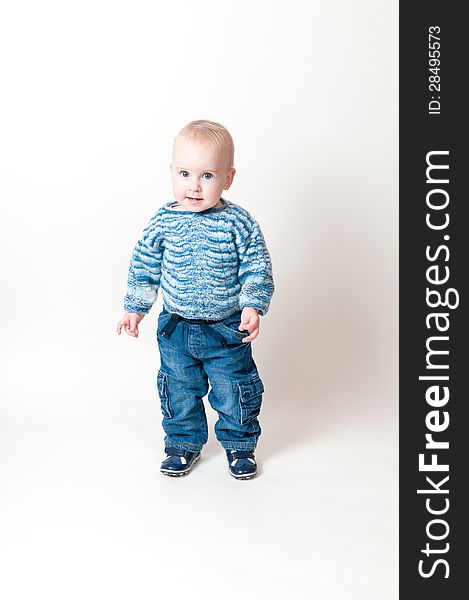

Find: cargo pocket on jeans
<box><xmin>237</xmin><ymin>374</ymin><xmax>264</xmax><ymax>424</ymax></box>
<box><xmin>157</xmin><ymin>370</ymin><xmax>172</xmax><ymax>419</ymax></box>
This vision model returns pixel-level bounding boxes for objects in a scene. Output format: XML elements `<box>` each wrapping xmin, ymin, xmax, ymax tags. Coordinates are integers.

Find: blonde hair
<box><xmin>174</xmin><ymin>120</ymin><xmax>235</xmax><ymax>168</ymax></box>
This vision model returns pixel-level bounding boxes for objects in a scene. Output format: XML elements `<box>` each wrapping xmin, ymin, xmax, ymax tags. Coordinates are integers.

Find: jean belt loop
<box><xmin>159</xmin><ymin>314</ymin><xmax>181</xmax><ymax>339</ymax></box>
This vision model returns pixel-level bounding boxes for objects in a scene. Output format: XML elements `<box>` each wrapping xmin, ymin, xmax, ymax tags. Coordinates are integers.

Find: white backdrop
<box><xmin>0</xmin><ymin>1</ymin><xmax>398</xmax><ymax>598</ymax></box>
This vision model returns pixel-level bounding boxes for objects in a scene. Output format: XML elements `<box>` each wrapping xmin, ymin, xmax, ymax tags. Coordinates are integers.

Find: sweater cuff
<box><xmin>239</xmin><ymin>301</ymin><xmax>267</xmax><ymax>316</ymax></box>
<box><xmin>124</xmin><ymin>296</ymin><xmax>153</xmax><ymax>314</ymax></box>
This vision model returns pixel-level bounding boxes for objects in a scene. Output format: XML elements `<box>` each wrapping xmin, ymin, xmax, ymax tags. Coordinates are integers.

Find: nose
<box><xmin>189</xmin><ymin>177</ymin><xmax>201</xmax><ymax>193</ymax></box>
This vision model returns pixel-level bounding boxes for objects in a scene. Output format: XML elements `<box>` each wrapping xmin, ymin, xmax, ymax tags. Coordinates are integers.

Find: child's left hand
<box><xmin>238</xmin><ymin>307</ymin><xmax>260</xmax><ymax>342</ymax></box>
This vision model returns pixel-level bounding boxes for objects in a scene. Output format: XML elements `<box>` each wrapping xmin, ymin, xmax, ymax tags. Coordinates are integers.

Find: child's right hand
<box><xmin>117</xmin><ymin>312</ymin><xmax>145</xmax><ymax>338</ymax></box>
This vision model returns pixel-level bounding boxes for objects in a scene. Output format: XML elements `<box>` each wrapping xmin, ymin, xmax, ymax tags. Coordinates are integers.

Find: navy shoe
<box><xmin>226</xmin><ymin>449</ymin><xmax>257</xmax><ymax>480</ymax></box>
<box><xmin>160</xmin><ymin>447</ymin><xmax>201</xmax><ymax>477</ymax></box>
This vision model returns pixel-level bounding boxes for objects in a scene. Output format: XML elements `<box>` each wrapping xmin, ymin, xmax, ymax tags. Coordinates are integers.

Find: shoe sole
<box><xmin>229</xmin><ymin>469</ymin><xmax>257</xmax><ymax>480</ymax></box>
<box><xmin>160</xmin><ymin>453</ymin><xmax>200</xmax><ymax>477</ymax></box>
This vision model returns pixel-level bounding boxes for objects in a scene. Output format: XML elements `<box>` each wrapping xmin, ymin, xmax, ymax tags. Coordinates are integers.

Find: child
<box><xmin>117</xmin><ymin>120</ymin><xmax>274</xmax><ymax>480</ymax></box>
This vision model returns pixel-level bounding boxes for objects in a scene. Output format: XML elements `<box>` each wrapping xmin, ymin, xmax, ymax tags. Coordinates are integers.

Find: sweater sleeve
<box><xmin>237</xmin><ymin>220</ymin><xmax>275</xmax><ymax>316</ymax></box>
<box><xmin>123</xmin><ymin>211</ymin><xmax>164</xmax><ymax>314</ymax></box>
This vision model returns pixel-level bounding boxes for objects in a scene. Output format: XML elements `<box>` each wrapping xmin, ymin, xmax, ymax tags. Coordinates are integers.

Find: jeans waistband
<box><xmin>174</xmin><ymin>315</ymin><xmax>224</xmax><ymax>325</ymax></box>
<box><xmin>161</xmin><ymin>307</ymin><xmax>235</xmax><ymax>325</ymax></box>
<box><xmin>160</xmin><ymin>308</ymin><xmax>234</xmax><ymax>346</ymax></box>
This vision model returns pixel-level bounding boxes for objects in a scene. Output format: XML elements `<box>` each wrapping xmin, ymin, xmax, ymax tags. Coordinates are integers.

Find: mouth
<box><xmin>186</xmin><ymin>197</ymin><xmax>203</xmax><ymax>203</ymax></box>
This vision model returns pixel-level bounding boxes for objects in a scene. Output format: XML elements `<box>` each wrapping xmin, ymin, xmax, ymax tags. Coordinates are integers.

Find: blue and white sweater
<box><xmin>124</xmin><ymin>198</ymin><xmax>275</xmax><ymax>320</ymax></box>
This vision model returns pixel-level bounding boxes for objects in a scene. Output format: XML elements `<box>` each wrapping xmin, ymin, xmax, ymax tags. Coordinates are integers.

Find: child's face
<box><xmin>170</xmin><ymin>136</ymin><xmax>235</xmax><ymax>212</ymax></box>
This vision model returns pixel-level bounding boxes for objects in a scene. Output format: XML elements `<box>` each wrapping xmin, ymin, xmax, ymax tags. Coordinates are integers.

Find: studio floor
<box><xmin>0</xmin><ymin>397</ymin><xmax>397</xmax><ymax>599</ymax></box>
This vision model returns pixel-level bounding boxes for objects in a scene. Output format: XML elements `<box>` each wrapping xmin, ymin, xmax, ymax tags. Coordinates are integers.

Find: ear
<box><xmin>223</xmin><ymin>167</ymin><xmax>236</xmax><ymax>190</ymax></box>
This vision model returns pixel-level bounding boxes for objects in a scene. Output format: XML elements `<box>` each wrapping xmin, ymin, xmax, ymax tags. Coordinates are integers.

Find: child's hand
<box><xmin>238</xmin><ymin>307</ymin><xmax>260</xmax><ymax>343</ymax></box>
<box><xmin>117</xmin><ymin>312</ymin><xmax>145</xmax><ymax>338</ymax></box>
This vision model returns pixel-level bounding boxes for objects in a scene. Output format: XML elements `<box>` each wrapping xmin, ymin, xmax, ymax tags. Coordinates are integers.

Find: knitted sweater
<box><xmin>124</xmin><ymin>198</ymin><xmax>275</xmax><ymax>320</ymax></box>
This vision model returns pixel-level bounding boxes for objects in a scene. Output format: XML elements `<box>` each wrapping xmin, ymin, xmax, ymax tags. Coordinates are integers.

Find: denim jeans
<box><xmin>156</xmin><ymin>307</ymin><xmax>264</xmax><ymax>452</ymax></box>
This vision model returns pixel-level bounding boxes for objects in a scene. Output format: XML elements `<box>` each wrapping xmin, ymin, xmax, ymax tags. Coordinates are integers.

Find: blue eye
<box><xmin>202</xmin><ymin>173</ymin><xmax>213</xmax><ymax>180</ymax></box>
<box><xmin>179</xmin><ymin>171</ymin><xmax>189</xmax><ymax>178</ymax></box>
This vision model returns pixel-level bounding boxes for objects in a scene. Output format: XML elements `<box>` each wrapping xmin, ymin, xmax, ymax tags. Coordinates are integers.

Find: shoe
<box><xmin>226</xmin><ymin>449</ymin><xmax>257</xmax><ymax>480</ymax></box>
<box><xmin>160</xmin><ymin>447</ymin><xmax>201</xmax><ymax>477</ymax></box>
